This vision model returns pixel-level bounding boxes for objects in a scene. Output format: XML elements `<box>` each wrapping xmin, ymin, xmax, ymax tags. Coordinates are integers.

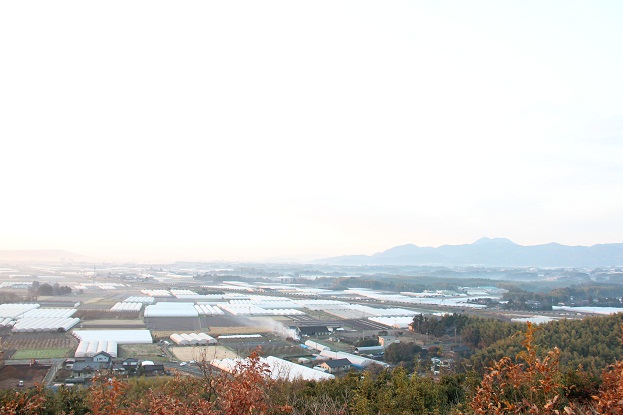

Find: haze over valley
<box><xmin>2</xmin><ymin>1</ymin><xmax>623</xmax><ymax>413</ymax></box>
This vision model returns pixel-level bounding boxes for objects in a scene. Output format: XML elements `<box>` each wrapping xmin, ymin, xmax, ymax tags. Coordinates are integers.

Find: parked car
<box><xmin>179</xmin><ymin>362</ymin><xmax>187</xmax><ymax>366</ymax></box>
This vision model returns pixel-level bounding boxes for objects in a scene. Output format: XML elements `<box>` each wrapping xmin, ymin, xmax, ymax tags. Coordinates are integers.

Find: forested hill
<box><xmin>317</xmin><ymin>237</ymin><xmax>623</xmax><ymax>267</ymax></box>
<box><xmin>3</xmin><ymin>314</ymin><xmax>623</xmax><ymax>414</ymax></box>
<box><xmin>467</xmin><ymin>313</ymin><xmax>623</xmax><ymax>374</ymax></box>
<box><xmin>406</xmin><ymin>312</ymin><xmax>623</xmax><ymax>374</ymax></box>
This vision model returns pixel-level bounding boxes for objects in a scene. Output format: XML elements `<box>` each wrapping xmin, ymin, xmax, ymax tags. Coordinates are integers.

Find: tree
<box><xmin>38</xmin><ymin>283</ymin><xmax>53</xmax><ymax>296</ymax></box>
<box><xmin>463</xmin><ymin>323</ymin><xmax>572</xmax><ymax>415</ymax></box>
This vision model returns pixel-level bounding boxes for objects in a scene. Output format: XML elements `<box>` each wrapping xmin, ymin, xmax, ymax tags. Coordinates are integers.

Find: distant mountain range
<box><xmin>316</xmin><ymin>238</ymin><xmax>623</xmax><ymax>268</ymax></box>
<box><xmin>0</xmin><ymin>249</ymin><xmax>92</xmax><ymax>263</ymax></box>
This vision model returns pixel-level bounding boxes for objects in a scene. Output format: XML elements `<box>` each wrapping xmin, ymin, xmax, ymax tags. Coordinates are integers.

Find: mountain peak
<box><xmin>472</xmin><ymin>237</ymin><xmax>517</xmax><ymax>246</ymax></box>
<box><xmin>316</xmin><ymin>238</ymin><xmax>623</xmax><ymax>267</ymax></box>
<box><xmin>374</xmin><ymin>243</ymin><xmax>420</xmax><ymax>258</ymax></box>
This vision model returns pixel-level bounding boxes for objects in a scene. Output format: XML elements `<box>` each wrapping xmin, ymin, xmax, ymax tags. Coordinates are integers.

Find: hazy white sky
<box><xmin>1</xmin><ymin>1</ymin><xmax>622</xmax><ymax>262</ymax></box>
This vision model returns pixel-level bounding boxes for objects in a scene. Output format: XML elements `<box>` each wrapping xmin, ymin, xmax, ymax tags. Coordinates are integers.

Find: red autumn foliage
<box><xmin>591</xmin><ymin>325</ymin><xmax>623</xmax><ymax>415</ymax></box>
<box><xmin>462</xmin><ymin>322</ymin><xmax>574</xmax><ymax>415</ymax></box>
<box><xmin>81</xmin><ymin>350</ymin><xmax>291</xmax><ymax>415</ymax></box>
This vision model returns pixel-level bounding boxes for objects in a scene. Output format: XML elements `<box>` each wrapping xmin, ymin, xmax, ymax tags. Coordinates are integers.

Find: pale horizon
<box><xmin>2</xmin><ymin>1</ymin><xmax>622</xmax><ymax>263</ymax></box>
<box><xmin>1</xmin><ymin>236</ymin><xmax>621</xmax><ymax>264</ymax></box>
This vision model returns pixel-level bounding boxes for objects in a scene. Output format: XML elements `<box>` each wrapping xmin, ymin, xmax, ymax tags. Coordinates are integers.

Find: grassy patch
<box><xmin>12</xmin><ymin>348</ymin><xmax>70</xmax><ymax>359</ymax></box>
<box><xmin>118</xmin><ymin>344</ymin><xmax>164</xmax><ymax>360</ymax></box>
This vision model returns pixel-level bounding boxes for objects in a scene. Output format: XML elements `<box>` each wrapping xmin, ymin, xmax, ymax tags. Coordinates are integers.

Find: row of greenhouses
<box><xmin>227</xmin><ymin>299</ymin><xmax>305</xmax><ymax>309</ymax></box>
<box><xmin>11</xmin><ymin>317</ymin><xmax>80</xmax><ymax>333</ymax></box>
<box><xmin>72</xmin><ymin>329</ymin><xmax>153</xmax><ymax>344</ymax></box>
<box><xmin>124</xmin><ymin>296</ymin><xmax>155</xmax><ymax>304</ymax></box>
<box><xmin>144</xmin><ymin>302</ymin><xmax>198</xmax><ymax>317</ymax></box>
<box><xmin>141</xmin><ymin>289</ymin><xmax>172</xmax><ymax>297</ymax></box>
<box><xmin>111</xmin><ymin>302</ymin><xmax>143</xmax><ymax>312</ymax></box>
<box><xmin>169</xmin><ymin>332</ymin><xmax>217</xmax><ymax>345</ymax></box>
<box><xmin>0</xmin><ymin>317</ymin><xmax>15</xmax><ymax>327</ymax></box>
<box><xmin>219</xmin><ymin>304</ymin><xmax>305</xmax><ymax>316</ymax></box>
<box><xmin>194</xmin><ymin>304</ymin><xmax>225</xmax><ymax>315</ymax></box>
<box><xmin>74</xmin><ymin>340</ymin><xmax>118</xmax><ymax>358</ymax></box>
<box><xmin>0</xmin><ymin>303</ymin><xmax>40</xmax><ymax>319</ymax></box>
<box><xmin>21</xmin><ymin>308</ymin><xmax>76</xmax><ymax>319</ymax></box>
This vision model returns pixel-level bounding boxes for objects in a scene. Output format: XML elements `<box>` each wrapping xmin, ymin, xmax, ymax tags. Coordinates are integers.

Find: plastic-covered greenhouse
<box><xmin>170</xmin><ymin>332</ymin><xmax>217</xmax><ymax>345</ymax></box>
<box><xmin>11</xmin><ymin>317</ymin><xmax>80</xmax><ymax>333</ymax></box>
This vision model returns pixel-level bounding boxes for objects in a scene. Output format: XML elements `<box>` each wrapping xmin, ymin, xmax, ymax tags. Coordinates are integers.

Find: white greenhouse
<box><xmin>0</xmin><ymin>317</ymin><xmax>14</xmax><ymax>327</ymax></box>
<box><xmin>20</xmin><ymin>308</ymin><xmax>77</xmax><ymax>319</ymax></box>
<box><xmin>198</xmin><ymin>332</ymin><xmax>217</xmax><ymax>344</ymax></box>
<box><xmin>144</xmin><ymin>302</ymin><xmax>198</xmax><ymax>317</ymax></box>
<box><xmin>304</xmin><ymin>340</ymin><xmax>330</xmax><ymax>352</ymax></box>
<box><xmin>170</xmin><ymin>332</ymin><xmax>217</xmax><ymax>345</ymax></box>
<box><xmin>141</xmin><ymin>289</ymin><xmax>172</xmax><ymax>297</ymax></box>
<box><xmin>111</xmin><ymin>302</ymin><xmax>143</xmax><ymax>312</ymax></box>
<box><xmin>11</xmin><ymin>317</ymin><xmax>80</xmax><ymax>333</ymax></box>
<box><xmin>211</xmin><ymin>356</ymin><xmax>334</xmax><ymax>381</ymax></box>
<box><xmin>0</xmin><ymin>303</ymin><xmax>40</xmax><ymax>319</ymax></box>
<box><xmin>319</xmin><ymin>350</ymin><xmax>389</xmax><ymax>368</ymax></box>
<box><xmin>368</xmin><ymin>316</ymin><xmax>414</xmax><ymax>328</ymax></box>
<box><xmin>194</xmin><ymin>304</ymin><xmax>225</xmax><ymax>315</ymax></box>
<box><xmin>73</xmin><ymin>329</ymin><xmax>153</xmax><ymax>344</ymax></box>
<box><xmin>124</xmin><ymin>296</ymin><xmax>155</xmax><ymax>304</ymax></box>
<box><xmin>74</xmin><ymin>340</ymin><xmax>119</xmax><ymax>358</ymax></box>
<box><xmin>170</xmin><ymin>289</ymin><xmax>198</xmax><ymax>297</ymax></box>
<box><xmin>219</xmin><ymin>304</ymin><xmax>305</xmax><ymax>316</ymax></box>
<box><xmin>170</xmin><ymin>333</ymin><xmax>189</xmax><ymax>345</ymax></box>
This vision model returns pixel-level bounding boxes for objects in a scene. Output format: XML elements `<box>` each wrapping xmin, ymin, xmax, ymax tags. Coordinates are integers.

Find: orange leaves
<box><xmin>216</xmin><ymin>351</ymin><xmax>271</xmax><ymax>415</ymax></box>
<box><xmin>464</xmin><ymin>323</ymin><xmax>623</xmax><ymax>414</ymax></box>
<box><xmin>78</xmin><ymin>350</ymin><xmax>287</xmax><ymax>415</ymax></box>
<box><xmin>0</xmin><ymin>385</ymin><xmax>48</xmax><ymax>415</ymax></box>
<box><xmin>463</xmin><ymin>322</ymin><xmax>575</xmax><ymax>415</ymax></box>
<box><xmin>591</xmin><ymin>327</ymin><xmax>623</xmax><ymax>415</ymax></box>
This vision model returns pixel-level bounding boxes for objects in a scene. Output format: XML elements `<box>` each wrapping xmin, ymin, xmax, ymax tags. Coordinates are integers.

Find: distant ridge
<box><xmin>0</xmin><ymin>249</ymin><xmax>92</xmax><ymax>263</ymax></box>
<box><xmin>316</xmin><ymin>238</ymin><xmax>623</xmax><ymax>268</ymax></box>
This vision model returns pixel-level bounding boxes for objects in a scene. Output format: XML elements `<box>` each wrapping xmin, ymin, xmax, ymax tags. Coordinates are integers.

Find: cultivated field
<box><xmin>0</xmin><ymin>365</ymin><xmax>50</xmax><ymax>389</ymax></box>
<box><xmin>171</xmin><ymin>345</ymin><xmax>238</xmax><ymax>362</ymax></box>
<box><xmin>79</xmin><ymin>319</ymin><xmax>145</xmax><ymax>329</ymax></box>
<box><xmin>118</xmin><ymin>344</ymin><xmax>165</xmax><ymax>360</ymax></box>
<box><xmin>207</xmin><ymin>326</ymin><xmax>272</xmax><ymax>335</ymax></box>
<box><xmin>1</xmin><ymin>333</ymin><xmax>77</xmax><ymax>359</ymax></box>
<box><xmin>151</xmin><ymin>325</ymin><xmax>271</xmax><ymax>340</ymax></box>
<box><xmin>12</xmin><ymin>348</ymin><xmax>70</xmax><ymax>359</ymax></box>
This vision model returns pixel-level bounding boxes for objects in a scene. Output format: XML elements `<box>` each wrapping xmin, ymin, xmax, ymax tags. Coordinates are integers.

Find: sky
<box><xmin>1</xmin><ymin>1</ymin><xmax>622</xmax><ymax>262</ymax></box>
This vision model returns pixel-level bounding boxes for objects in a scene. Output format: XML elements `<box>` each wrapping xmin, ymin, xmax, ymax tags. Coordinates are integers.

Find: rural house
<box><xmin>319</xmin><ymin>358</ymin><xmax>352</xmax><ymax>374</ymax></box>
<box><xmin>71</xmin><ymin>351</ymin><xmax>113</xmax><ymax>378</ymax></box>
<box><xmin>296</xmin><ymin>325</ymin><xmax>330</xmax><ymax>337</ymax></box>
<box><xmin>92</xmin><ymin>351</ymin><xmax>113</xmax><ymax>364</ymax></box>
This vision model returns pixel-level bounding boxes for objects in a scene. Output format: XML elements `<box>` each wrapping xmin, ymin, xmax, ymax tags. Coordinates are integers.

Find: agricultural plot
<box><xmin>0</xmin><ymin>365</ymin><xmax>50</xmax><ymax>390</ymax></box>
<box><xmin>79</xmin><ymin>319</ymin><xmax>146</xmax><ymax>329</ymax></box>
<box><xmin>118</xmin><ymin>343</ymin><xmax>164</xmax><ymax>360</ymax></box>
<box><xmin>2</xmin><ymin>333</ymin><xmax>77</xmax><ymax>359</ymax></box>
<box><xmin>75</xmin><ymin>309</ymin><xmax>140</xmax><ymax>320</ymax></box>
<box><xmin>171</xmin><ymin>345</ymin><xmax>238</xmax><ymax>362</ymax></box>
<box><xmin>12</xmin><ymin>348</ymin><xmax>70</xmax><ymax>359</ymax></box>
<box><xmin>207</xmin><ymin>326</ymin><xmax>272</xmax><ymax>335</ymax></box>
<box><xmin>342</xmin><ymin>319</ymin><xmax>394</xmax><ymax>331</ymax></box>
<box><xmin>153</xmin><ymin>325</ymin><xmax>272</xmax><ymax>339</ymax></box>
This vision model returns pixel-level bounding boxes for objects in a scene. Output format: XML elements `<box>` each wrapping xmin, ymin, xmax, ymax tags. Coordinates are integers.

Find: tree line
<box><xmin>4</xmin><ymin>314</ymin><xmax>623</xmax><ymax>414</ymax></box>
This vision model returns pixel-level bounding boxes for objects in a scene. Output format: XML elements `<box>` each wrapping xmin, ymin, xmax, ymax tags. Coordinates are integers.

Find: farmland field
<box><xmin>204</xmin><ymin>326</ymin><xmax>272</xmax><ymax>335</ymax></box>
<box><xmin>2</xmin><ymin>333</ymin><xmax>77</xmax><ymax>354</ymax></box>
<box><xmin>11</xmin><ymin>348</ymin><xmax>70</xmax><ymax>359</ymax></box>
<box><xmin>171</xmin><ymin>345</ymin><xmax>238</xmax><ymax>362</ymax></box>
<box><xmin>151</xmin><ymin>325</ymin><xmax>271</xmax><ymax>340</ymax></box>
<box><xmin>0</xmin><ymin>365</ymin><xmax>50</xmax><ymax>390</ymax></box>
<box><xmin>118</xmin><ymin>343</ymin><xmax>165</xmax><ymax>360</ymax></box>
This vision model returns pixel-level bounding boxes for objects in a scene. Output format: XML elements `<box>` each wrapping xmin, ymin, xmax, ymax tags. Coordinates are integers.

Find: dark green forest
<box><xmin>4</xmin><ymin>314</ymin><xmax>623</xmax><ymax>414</ymax></box>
